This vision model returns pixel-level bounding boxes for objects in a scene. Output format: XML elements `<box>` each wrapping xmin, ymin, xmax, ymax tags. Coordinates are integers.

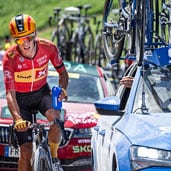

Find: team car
<box><xmin>0</xmin><ymin>60</ymin><xmax>115</xmax><ymax>171</ymax></box>
<box><xmin>91</xmin><ymin>47</ymin><xmax>171</xmax><ymax>171</ymax></box>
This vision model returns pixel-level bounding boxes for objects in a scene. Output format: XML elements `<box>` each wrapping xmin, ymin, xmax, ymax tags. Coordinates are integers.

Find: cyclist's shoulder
<box><xmin>5</xmin><ymin>44</ymin><xmax>18</xmax><ymax>59</ymax></box>
<box><xmin>37</xmin><ymin>37</ymin><xmax>55</xmax><ymax>47</ymax></box>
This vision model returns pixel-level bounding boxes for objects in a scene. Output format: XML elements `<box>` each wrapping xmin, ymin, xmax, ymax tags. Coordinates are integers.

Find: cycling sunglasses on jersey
<box><xmin>15</xmin><ymin>34</ymin><xmax>35</xmax><ymax>45</ymax></box>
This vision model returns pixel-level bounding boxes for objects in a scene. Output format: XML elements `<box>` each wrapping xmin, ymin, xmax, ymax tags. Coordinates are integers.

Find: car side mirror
<box><xmin>94</xmin><ymin>96</ymin><xmax>121</xmax><ymax>115</ymax></box>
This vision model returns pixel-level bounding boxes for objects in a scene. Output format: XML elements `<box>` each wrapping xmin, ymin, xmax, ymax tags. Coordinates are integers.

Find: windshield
<box><xmin>133</xmin><ymin>65</ymin><xmax>171</xmax><ymax>113</ymax></box>
<box><xmin>48</xmin><ymin>73</ymin><xmax>104</xmax><ymax>103</ymax></box>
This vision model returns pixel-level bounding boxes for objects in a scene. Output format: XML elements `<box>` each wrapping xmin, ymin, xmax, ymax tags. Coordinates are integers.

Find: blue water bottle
<box><xmin>52</xmin><ymin>86</ymin><xmax>62</xmax><ymax>110</ymax></box>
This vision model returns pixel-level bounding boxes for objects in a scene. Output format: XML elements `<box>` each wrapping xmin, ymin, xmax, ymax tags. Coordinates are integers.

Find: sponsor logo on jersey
<box><xmin>14</xmin><ymin>64</ymin><xmax>48</xmax><ymax>82</ymax></box>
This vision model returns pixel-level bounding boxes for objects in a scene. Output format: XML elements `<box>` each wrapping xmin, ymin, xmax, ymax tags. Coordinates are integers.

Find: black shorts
<box><xmin>15</xmin><ymin>83</ymin><xmax>52</xmax><ymax>146</ymax></box>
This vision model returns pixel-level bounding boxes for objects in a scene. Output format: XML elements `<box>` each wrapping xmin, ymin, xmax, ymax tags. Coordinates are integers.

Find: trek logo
<box><xmin>73</xmin><ymin>145</ymin><xmax>91</xmax><ymax>153</ymax></box>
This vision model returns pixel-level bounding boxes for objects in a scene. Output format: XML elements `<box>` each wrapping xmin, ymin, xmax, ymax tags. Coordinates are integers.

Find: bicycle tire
<box><xmin>102</xmin><ymin>0</ymin><xmax>125</xmax><ymax>63</ymax></box>
<box><xmin>84</xmin><ymin>27</ymin><xmax>94</xmax><ymax>64</ymax></box>
<box><xmin>154</xmin><ymin>0</ymin><xmax>160</xmax><ymax>46</ymax></box>
<box><xmin>71</xmin><ymin>32</ymin><xmax>82</xmax><ymax>63</ymax></box>
<box><xmin>51</xmin><ymin>29</ymin><xmax>58</xmax><ymax>46</ymax></box>
<box><xmin>120</xmin><ymin>0</ymin><xmax>136</xmax><ymax>70</ymax></box>
<box><xmin>32</xmin><ymin>146</ymin><xmax>52</xmax><ymax>171</ymax></box>
<box><xmin>124</xmin><ymin>0</ymin><xmax>136</xmax><ymax>54</ymax></box>
<box><xmin>135</xmin><ymin>0</ymin><xmax>146</xmax><ymax>65</ymax></box>
<box><xmin>51</xmin><ymin>21</ymin><xmax>70</xmax><ymax>60</ymax></box>
<box><xmin>94</xmin><ymin>33</ymin><xmax>106</xmax><ymax>67</ymax></box>
<box><xmin>161</xmin><ymin>0</ymin><xmax>171</xmax><ymax>45</ymax></box>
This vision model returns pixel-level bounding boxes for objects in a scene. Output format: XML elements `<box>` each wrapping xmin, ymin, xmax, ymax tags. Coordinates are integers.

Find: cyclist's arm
<box><xmin>3</xmin><ymin>49</ymin><xmax>22</xmax><ymax>122</ymax></box>
<box><xmin>58</xmin><ymin>70</ymin><xmax>68</xmax><ymax>101</ymax></box>
<box><xmin>49</xmin><ymin>44</ymin><xmax>69</xmax><ymax>99</ymax></box>
<box><xmin>6</xmin><ymin>90</ymin><xmax>30</xmax><ymax>132</ymax></box>
<box><xmin>6</xmin><ymin>90</ymin><xmax>22</xmax><ymax>121</ymax></box>
<box><xmin>58</xmin><ymin>70</ymin><xmax>68</xmax><ymax>90</ymax></box>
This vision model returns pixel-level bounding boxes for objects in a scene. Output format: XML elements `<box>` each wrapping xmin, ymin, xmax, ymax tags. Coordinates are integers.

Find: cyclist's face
<box><xmin>15</xmin><ymin>35</ymin><xmax>36</xmax><ymax>58</ymax></box>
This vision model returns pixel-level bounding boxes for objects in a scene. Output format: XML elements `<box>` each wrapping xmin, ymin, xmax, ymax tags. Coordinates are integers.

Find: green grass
<box><xmin>0</xmin><ymin>0</ymin><xmax>104</xmax><ymax>43</ymax></box>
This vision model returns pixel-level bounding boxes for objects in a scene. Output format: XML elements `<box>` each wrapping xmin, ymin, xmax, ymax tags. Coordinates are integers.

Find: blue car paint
<box><xmin>116</xmin><ymin>114</ymin><xmax>171</xmax><ymax>148</ymax></box>
<box><xmin>92</xmin><ymin>47</ymin><xmax>171</xmax><ymax>171</ymax></box>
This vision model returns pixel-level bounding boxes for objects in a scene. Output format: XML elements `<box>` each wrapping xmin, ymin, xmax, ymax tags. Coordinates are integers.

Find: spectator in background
<box><xmin>4</xmin><ymin>35</ymin><xmax>13</xmax><ymax>50</ymax></box>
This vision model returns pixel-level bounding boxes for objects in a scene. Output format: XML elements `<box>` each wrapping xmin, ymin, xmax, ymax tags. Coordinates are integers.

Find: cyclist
<box><xmin>3</xmin><ymin>14</ymin><xmax>68</xmax><ymax>171</ymax></box>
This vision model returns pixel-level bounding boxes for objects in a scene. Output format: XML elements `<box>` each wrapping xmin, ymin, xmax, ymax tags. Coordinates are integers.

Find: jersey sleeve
<box><xmin>49</xmin><ymin>44</ymin><xmax>67</xmax><ymax>74</ymax></box>
<box><xmin>2</xmin><ymin>50</ymin><xmax>15</xmax><ymax>91</ymax></box>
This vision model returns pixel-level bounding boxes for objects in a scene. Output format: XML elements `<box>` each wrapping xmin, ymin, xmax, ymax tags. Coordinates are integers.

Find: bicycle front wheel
<box><xmin>102</xmin><ymin>0</ymin><xmax>125</xmax><ymax>63</ymax></box>
<box><xmin>94</xmin><ymin>33</ymin><xmax>107</xmax><ymax>68</ymax></box>
<box><xmin>84</xmin><ymin>28</ymin><xmax>94</xmax><ymax>64</ymax></box>
<box><xmin>32</xmin><ymin>146</ymin><xmax>52</xmax><ymax>171</ymax></box>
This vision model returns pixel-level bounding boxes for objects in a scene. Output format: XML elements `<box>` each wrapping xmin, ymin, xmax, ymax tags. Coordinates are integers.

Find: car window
<box><xmin>116</xmin><ymin>62</ymin><xmax>137</xmax><ymax>110</ymax></box>
<box><xmin>133</xmin><ymin>65</ymin><xmax>171</xmax><ymax>113</ymax></box>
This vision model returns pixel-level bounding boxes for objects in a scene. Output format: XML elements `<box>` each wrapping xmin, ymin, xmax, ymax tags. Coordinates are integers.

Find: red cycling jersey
<box><xmin>3</xmin><ymin>38</ymin><xmax>66</xmax><ymax>93</ymax></box>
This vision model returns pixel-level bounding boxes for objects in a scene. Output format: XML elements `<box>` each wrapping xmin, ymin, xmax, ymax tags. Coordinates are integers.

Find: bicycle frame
<box><xmin>32</xmin><ymin>116</ymin><xmax>70</xmax><ymax>171</ymax></box>
<box><xmin>71</xmin><ymin>7</ymin><xmax>95</xmax><ymax>64</ymax></box>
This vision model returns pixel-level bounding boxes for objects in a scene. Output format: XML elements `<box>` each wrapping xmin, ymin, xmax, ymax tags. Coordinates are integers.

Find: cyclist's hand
<box><xmin>59</xmin><ymin>88</ymin><xmax>68</xmax><ymax>101</ymax></box>
<box><xmin>14</xmin><ymin>119</ymin><xmax>31</xmax><ymax>132</ymax></box>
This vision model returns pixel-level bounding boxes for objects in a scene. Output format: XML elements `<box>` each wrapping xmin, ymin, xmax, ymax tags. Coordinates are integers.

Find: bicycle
<box><xmin>102</xmin><ymin>0</ymin><xmax>169</xmax><ymax>91</ymax></box>
<box><xmin>49</xmin><ymin>7</ymin><xmax>79</xmax><ymax>61</ymax></box>
<box><xmin>9</xmin><ymin>110</ymin><xmax>69</xmax><ymax>171</ymax></box>
<box><xmin>70</xmin><ymin>4</ymin><xmax>95</xmax><ymax>64</ymax></box>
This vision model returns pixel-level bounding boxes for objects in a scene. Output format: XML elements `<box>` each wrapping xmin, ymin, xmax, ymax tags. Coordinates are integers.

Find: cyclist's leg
<box><xmin>39</xmin><ymin>88</ymin><xmax>61</xmax><ymax>159</ymax></box>
<box><xmin>16</xmin><ymin>84</ymin><xmax>51</xmax><ymax>171</ymax></box>
<box><xmin>45</xmin><ymin>108</ymin><xmax>61</xmax><ymax>158</ymax></box>
<box><xmin>18</xmin><ymin>142</ymin><xmax>33</xmax><ymax>171</ymax></box>
<box><xmin>42</xmin><ymin>105</ymin><xmax>63</xmax><ymax>170</ymax></box>
<box><xmin>37</xmin><ymin>84</ymin><xmax>63</xmax><ymax>170</ymax></box>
